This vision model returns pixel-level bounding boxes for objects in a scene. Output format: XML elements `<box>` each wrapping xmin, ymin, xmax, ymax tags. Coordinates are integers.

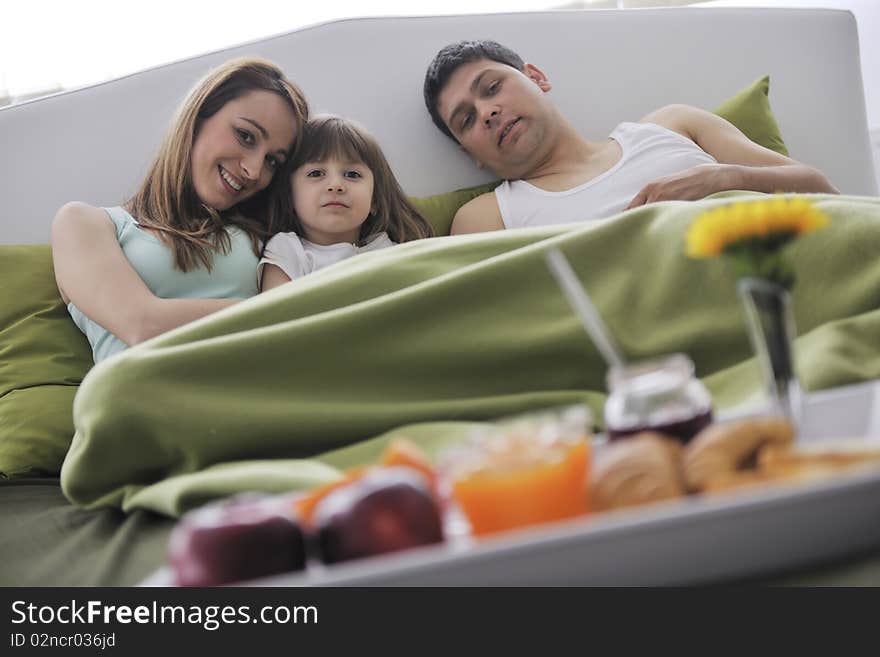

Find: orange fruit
<box><xmin>294</xmin><ymin>466</ymin><xmax>370</xmax><ymax>526</ymax></box>
<box><xmin>380</xmin><ymin>438</ymin><xmax>438</xmax><ymax>496</ymax></box>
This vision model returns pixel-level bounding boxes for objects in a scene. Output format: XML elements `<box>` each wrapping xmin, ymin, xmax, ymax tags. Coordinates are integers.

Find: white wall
<box><xmin>697</xmin><ymin>0</ymin><xmax>879</xmax><ymax>191</ymax></box>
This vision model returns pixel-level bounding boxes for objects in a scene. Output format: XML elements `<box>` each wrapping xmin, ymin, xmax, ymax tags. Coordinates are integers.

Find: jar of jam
<box><xmin>604</xmin><ymin>353</ymin><xmax>713</xmax><ymax>444</ymax></box>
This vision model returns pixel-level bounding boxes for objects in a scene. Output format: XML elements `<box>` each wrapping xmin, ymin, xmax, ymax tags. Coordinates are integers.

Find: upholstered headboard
<box><xmin>1</xmin><ymin>7</ymin><xmax>875</xmax><ymax>244</ymax></box>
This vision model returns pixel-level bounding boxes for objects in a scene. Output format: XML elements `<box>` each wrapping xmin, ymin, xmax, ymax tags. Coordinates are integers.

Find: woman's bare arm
<box><xmin>51</xmin><ymin>202</ymin><xmax>239</xmax><ymax>346</ymax></box>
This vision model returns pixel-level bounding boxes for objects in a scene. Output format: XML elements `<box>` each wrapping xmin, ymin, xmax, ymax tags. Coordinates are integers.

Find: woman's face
<box><xmin>191</xmin><ymin>89</ymin><xmax>297</xmax><ymax>211</ymax></box>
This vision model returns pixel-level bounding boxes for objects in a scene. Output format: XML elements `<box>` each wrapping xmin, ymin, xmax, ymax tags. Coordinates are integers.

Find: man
<box><xmin>423</xmin><ymin>40</ymin><xmax>838</xmax><ymax>234</ymax></box>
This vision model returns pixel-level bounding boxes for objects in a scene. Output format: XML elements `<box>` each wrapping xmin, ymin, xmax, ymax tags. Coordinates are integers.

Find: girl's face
<box><xmin>191</xmin><ymin>90</ymin><xmax>297</xmax><ymax>211</ymax></box>
<box><xmin>291</xmin><ymin>157</ymin><xmax>375</xmax><ymax>245</ymax></box>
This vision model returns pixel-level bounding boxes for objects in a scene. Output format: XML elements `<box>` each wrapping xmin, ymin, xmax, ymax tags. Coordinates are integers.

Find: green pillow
<box><xmin>409</xmin><ymin>75</ymin><xmax>789</xmax><ymax>237</ymax></box>
<box><xmin>713</xmin><ymin>75</ymin><xmax>789</xmax><ymax>156</ymax></box>
<box><xmin>410</xmin><ymin>181</ymin><xmax>500</xmax><ymax>237</ymax></box>
<box><xmin>0</xmin><ymin>245</ymin><xmax>93</xmax><ymax>478</ymax></box>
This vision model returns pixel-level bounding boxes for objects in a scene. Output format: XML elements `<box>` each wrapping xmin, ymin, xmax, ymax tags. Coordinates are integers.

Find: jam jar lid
<box><xmin>606</xmin><ymin>353</ymin><xmax>695</xmax><ymax>397</ymax></box>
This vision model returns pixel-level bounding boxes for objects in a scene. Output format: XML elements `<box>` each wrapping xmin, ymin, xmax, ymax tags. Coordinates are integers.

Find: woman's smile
<box><xmin>219</xmin><ymin>165</ymin><xmax>244</xmax><ymax>194</ymax></box>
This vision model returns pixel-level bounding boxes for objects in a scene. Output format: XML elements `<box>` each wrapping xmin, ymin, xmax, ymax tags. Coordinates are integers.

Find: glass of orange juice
<box><xmin>442</xmin><ymin>405</ymin><xmax>592</xmax><ymax>536</ymax></box>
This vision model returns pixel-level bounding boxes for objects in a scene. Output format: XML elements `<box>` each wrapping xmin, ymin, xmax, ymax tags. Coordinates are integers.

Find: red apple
<box><xmin>169</xmin><ymin>494</ymin><xmax>306</xmax><ymax>586</ymax></box>
<box><xmin>314</xmin><ymin>467</ymin><xmax>444</xmax><ymax>565</ymax></box>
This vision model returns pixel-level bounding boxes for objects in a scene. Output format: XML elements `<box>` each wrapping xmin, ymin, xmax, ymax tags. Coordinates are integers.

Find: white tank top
<box><xmin>494</xmin><ymin>122</ymin><xmax>717</xmax><ymax>229</ymax></box>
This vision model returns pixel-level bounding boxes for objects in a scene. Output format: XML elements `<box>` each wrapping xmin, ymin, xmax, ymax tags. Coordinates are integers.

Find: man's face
<box><xmin>436</xmin><ymin>58</ymin><xmax>553</xmax><ymax>179</ymax></box>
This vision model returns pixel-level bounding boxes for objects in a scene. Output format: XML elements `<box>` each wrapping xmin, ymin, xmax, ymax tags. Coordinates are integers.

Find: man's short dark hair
<box><xmin>423</xmin><ymin>40</ymin><xmax>525</xmax><ymax>142</ymax></box>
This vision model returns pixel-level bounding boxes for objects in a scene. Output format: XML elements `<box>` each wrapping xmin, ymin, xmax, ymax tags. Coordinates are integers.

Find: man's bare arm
<box><xmin>450</xmin><ymin>192</ymin><xmax>505</xmax><ymax>234</ymax></box>
<box><xmin>627</xmin><ymin>105</ymin><xmax>838</xmax><ymax>208</ymax></box>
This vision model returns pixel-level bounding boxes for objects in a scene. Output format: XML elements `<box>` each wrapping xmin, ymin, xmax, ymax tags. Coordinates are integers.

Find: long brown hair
<box><xmin>278</xmin><ymin>115</ymin><xmax>433</xmax><ymax>244</ymax></box>
<box><xmin>127</xmin><ymin>57</ymin><xmax>309</xmax><ymax>272</ymax></box>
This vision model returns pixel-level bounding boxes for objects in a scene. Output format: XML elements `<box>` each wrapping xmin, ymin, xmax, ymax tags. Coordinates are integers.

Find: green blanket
<box><xmin>60</xmin><ymin>192</ymin><xmax>880</xmax><ymax>517</ymax></box>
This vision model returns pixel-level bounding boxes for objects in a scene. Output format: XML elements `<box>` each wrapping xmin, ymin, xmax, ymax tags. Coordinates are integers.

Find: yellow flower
<box><xmin>686</xmin><ymin>197</ymin><xmax>829</xmax><ymax>258</ymax></box>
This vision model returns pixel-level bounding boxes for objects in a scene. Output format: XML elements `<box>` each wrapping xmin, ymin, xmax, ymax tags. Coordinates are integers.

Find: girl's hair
<box><xmin>280</xmin><ymin>115</ymin><xmax>434</xmax><ymax>243</ymax></box>
<box><xmin>127</xmin><ymin>57</ymin><xmax>309</xmax><ymax>272</ymax></box>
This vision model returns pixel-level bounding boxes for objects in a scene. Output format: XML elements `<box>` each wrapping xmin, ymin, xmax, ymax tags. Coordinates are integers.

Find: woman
<box><xmin>51</xmin><ymin>57</ymin><xmax>309</xmax><ymax>363</ymax></box>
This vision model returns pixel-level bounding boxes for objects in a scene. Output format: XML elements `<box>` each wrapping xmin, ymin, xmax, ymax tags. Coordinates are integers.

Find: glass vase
<box><xmin>736</xmin><ymin>277</ymin><xmax>803</xmax><ymax>424</ymax></box>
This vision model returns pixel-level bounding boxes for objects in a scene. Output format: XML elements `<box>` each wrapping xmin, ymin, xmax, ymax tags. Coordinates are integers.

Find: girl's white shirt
<box><xmin>258</xmin><ymin>231</ymin><xmax>396</xmax><ymax>284</ymax></box>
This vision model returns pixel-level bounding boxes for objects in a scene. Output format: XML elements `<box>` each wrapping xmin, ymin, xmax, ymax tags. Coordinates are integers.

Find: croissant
<box><xmin>683</xmin><ymin>416</ymin><xmax>794</xmax><ymax>493</ymax></box>
<box><xmin>591</xmin><ymin>433</ymin><xmax>686</xmax><ymax>511</ymax></box>
<box><xmin>699</xmin><ymin>468</ymin><xmax>787</xmax><ymax>494</ymax></box>
<box><xmin>700</xmin><ymin>440</ymin><xmax>880</xmax><ymax>494</ymax></box>
<box><xmin>757</xmin><ymin>440</ymin><xmax>880</xmax><ymax>480</ymax></box>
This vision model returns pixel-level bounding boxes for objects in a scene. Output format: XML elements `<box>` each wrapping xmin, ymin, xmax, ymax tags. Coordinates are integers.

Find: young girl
<box><xmin>52</xmin><ymin>58</ymin><xmax>309</xmax><ymax>363</ymax></box>
<box><xmin>259</xmin><ymin>115</ymin><xmax>434</xmax><ymax>290</ymax></box>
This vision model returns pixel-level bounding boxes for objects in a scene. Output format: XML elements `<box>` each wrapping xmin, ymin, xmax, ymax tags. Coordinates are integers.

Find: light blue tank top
<box><xmin>68</xmin><ymin>206</ymin><xmax>260</xmax><ymax>363</ymax></box>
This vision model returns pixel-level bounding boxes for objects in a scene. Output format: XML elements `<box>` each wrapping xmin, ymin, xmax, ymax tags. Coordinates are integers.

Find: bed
<box><xmin>2</xmin><ymin>7</ymin><xmax>879</xmax><ymax>587</ymax></box>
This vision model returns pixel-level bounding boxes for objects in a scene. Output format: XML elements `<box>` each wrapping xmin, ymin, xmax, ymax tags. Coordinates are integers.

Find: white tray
<box><xmin>143</xmin><ymin>380</ymin><xmax>880</xmax><ymax>586</ymax></box>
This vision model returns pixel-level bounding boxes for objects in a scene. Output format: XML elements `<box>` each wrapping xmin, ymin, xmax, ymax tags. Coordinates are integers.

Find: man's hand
<box><xmin>625</xmin><ymin>163</ymin><xmax>738</xmax><ymax>210</ymax></box>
